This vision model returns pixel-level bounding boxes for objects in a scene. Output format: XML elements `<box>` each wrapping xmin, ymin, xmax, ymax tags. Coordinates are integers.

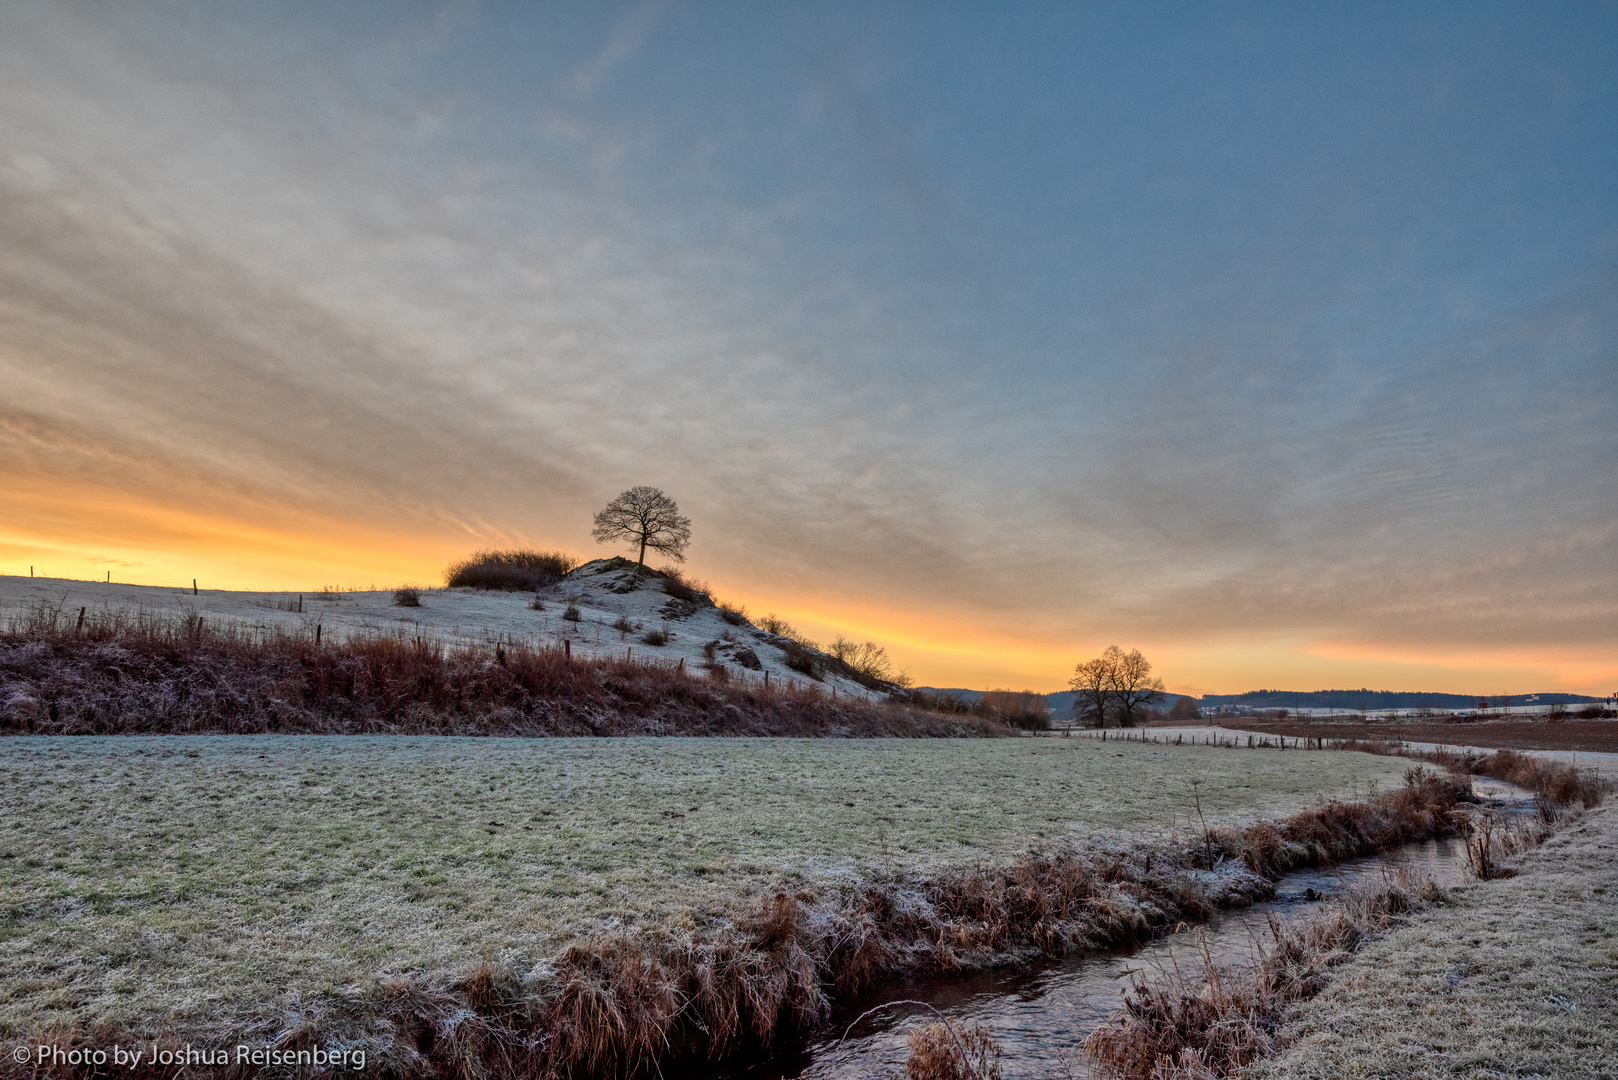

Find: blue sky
<box><xmin>1</xmin><ymin>2</ymin><xmax>1614</xmax><ymax>693</ymax></box>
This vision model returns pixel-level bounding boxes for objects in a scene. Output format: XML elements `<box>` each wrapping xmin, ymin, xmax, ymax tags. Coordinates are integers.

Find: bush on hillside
<box><xmin>757</xmin><ymin>613</ymin><xmax>818</xmax><ymax>650</ymax></box>
<box><xmin>657</xmin><ymin>564</ymin><xmax>711</xmax><ymax>603</ymax></box>
<box><xmin>445</xmin><ymin>549</ymin><xmax>579</xmax><ymax>591</ymax></box>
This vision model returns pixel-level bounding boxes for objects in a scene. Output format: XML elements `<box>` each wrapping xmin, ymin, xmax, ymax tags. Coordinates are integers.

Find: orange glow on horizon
<box><xmin>4</xmin><ymin>479</ymin><xmax>1612</xmax><ymax>698</ymax></box>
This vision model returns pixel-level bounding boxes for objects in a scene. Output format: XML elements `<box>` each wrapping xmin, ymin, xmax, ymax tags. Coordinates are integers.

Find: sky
<box><xmin>1</xmin><ymin>1</ymin><xmax>1614</xmax><ymax>697</ymax></box>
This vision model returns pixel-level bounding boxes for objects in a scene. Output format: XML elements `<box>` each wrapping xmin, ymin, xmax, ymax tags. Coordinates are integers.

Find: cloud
<box><xmin>0</xmin><ymin>3</ymin><xmax>1612</xmax><ymax>692</ymax></box>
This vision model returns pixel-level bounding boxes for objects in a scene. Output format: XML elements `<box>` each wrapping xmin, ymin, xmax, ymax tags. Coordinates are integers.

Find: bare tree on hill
<box><xmin>591</xmin><ymin>486</ymin><xmax>692</xmax><ymax>566</ymax></box>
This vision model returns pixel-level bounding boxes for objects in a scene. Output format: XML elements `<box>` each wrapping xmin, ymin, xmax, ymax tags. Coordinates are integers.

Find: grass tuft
<box><xmin>905</xmin><ymin>1020</ymin><xmax>1004</xmax><ymax>1080</ymax></box>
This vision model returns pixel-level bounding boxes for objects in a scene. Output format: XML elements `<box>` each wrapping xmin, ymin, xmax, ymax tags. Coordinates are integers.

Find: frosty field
<box><xmin>0</xmin><ymin>735</ymin><xmax>1415</xmax><ymax>1035</ymax></box>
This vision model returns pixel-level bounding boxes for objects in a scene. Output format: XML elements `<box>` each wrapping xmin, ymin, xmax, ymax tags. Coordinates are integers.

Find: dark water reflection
<box><xmin>720</xmin><ymin>778</ymin><xmax>1526</xmax><ymax>1079</ymax></box>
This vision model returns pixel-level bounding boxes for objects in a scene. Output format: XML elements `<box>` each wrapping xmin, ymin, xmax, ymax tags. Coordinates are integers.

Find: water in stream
<box><xmin>718</xmin><ymin>779</ymin><xmax>1529</xmax><ymax>1079</ymax></box>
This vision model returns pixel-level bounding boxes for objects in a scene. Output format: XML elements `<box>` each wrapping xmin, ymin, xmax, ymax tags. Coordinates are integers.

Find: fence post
<box><xmin>193</xmin><ymin>579</ymin><xmax>198</xmax><ymax>595</ymax></box>
<box><xmin>75</xmin><ymin>607</ymin><xmax>85</xmax><ymax>634</ymax></box>
<box><xmin>564</xmin><ymin>639</ymin><xmax>571</xmax><ymax>659</ymax></box>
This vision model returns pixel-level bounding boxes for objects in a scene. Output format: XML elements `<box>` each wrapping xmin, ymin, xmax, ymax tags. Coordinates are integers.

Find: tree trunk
<box><xmin>637</xmin><ymin>536</ymin><xmax>647</xmax><ymax>565</ymax></box>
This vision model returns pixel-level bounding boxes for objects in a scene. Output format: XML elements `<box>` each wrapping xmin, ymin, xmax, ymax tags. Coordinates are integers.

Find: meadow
<box><xmin>0</xmin><ymin>735</ymin><xmax>1417</xmax><ymax>1040</ymax></box>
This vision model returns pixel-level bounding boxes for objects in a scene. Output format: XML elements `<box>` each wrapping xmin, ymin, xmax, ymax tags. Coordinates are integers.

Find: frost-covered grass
<box><xmin>1250</xmin><ymin>803</ymin><xmax>1618</xmax><ymax>1080</ymax></box>
<box><xmin>0</xmin><ymin>735</ymin><xmax>1413</xmax><ymax>1035</ymax></box>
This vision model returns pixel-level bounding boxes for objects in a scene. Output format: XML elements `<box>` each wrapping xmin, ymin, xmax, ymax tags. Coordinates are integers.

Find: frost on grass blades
<box><xmin>0</xmin><ymin>735</ymin><xmax>1430</xmax><ymax>1078</ymax></box>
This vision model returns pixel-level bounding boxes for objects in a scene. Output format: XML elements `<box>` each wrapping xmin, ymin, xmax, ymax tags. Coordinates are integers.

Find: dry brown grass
<box><xmin>0</xmin><ymin>606</ymin><xmax>1004</xmax><ymax>738</ymax></box>
<box><xmin>1411</xmin><ymin>746</ymin><xmax>1609</xmax><ymax>808</ymax></box>
<box><xmin>1197</xmin><ymin>767</ymin><xmax>1470</xmax><ymax>878</ymax></box>
<box><xmin>905</xmin><ymin>1020</ymin><xmax>1004</xmax><ymax>1080</ymax></box>
<box><xmin>1082</xmin><ymin>872</ymin><xmax>1447</xmax><ymax>1080</ymax></box>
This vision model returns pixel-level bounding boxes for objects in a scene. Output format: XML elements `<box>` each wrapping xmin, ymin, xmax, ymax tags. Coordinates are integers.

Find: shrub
<box><xmin>979</xmin><ymin>690</ymin><xmax>1051</xmax><ymax>731</ymax></box>
<box><xmin>445</xmin><ymin>549</ymin><xmax>579</xmax><ymax>591</ymax></box>
<box><xmin>641</xmin><ymin>625</ymin><xmax>670</xmax><ymax>646</ymax></box>
<box><xmin>562</xmin><ymin>603</ymin><xmax>581</xmax><ymax>623</ymax></box>
<box><xmin>657</xmin><ymin>564</ymin><xmax>710</xmax><ymax>604</ymax></box>
<box><xmin>830</xmin><ymin>635</ymin><xmax>896</xmax><ymax>682</ymax></box>
<box><xmin>392</xmin><ymin>587</ymin><xmax>422</xmax><ymax>608</ymax></box>
<box><xmin>613</xmin><ymin>615</ymin><xmax>635</xmax><ymax>636</ymax></box>
<box><xmin>718</xmin><ymin>602</ymin><xmax>748</xmax><ymax>626</ymax></box>
<box><xmin>758</xmin><ymin>613</ymin><xmax>818</xmax><ymax>650</ymax></box>
<box><xmin>1167</xmin><ymin>697</ymin><xmax>1201</xmax><ymax>723</ymax></box>
<box><xmin>781</xmin><ymin>641</ymin><xmax>822</xmax><ymax>680</ymax></box>
<box><xmin>528</xmin><ymin>595</ymin><xmax>545</xmax><ymax>611</ymax></box>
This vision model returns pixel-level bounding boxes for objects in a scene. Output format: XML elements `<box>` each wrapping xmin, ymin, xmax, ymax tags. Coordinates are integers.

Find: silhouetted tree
<box><xmin>1069</xmin><ymin>644</ymin><xmax>1165</xmax><ymax>728</ymax></box>
<box><xmin>1070</xmin><ymin>652</ymin><xmax>1116</xmax><ymax>728</ymax></box>
<box><xmin>1108</xmin><ymin>646</ymin><xmax>1165</xmax><ymax>726</ymax></box>
<box><xmin>591</xmin><ymin>486</ymin><xmax>692</xmax><ymax>566</ymax></box>
<box><xmin>1167</xmin><ymin>695</ymin><xmax>1201</xmax><ymax>723</ymax></box>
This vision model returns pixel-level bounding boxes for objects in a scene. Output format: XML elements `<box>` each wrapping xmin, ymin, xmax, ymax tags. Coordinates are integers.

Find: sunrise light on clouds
<box><xmin>2</xmin><ymin>2</ymin><xmax>1613</xmax><ymax>695</ymax></box>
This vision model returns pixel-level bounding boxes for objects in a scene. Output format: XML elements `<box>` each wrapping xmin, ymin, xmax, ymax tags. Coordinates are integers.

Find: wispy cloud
<box><xmin>1</xmin><ymin>2</ymin><xmax>1612</xmax><ymax>693</ymax></box>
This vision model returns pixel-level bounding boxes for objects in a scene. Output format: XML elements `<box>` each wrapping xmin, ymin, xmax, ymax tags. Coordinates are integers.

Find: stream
<box><xmin>713</xmin><ymin>778</ymin><xmax>1532</xmax><ymax>1080</ymax></box>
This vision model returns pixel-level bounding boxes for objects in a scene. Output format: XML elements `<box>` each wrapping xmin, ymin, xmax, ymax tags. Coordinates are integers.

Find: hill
<box><xmin>0</xmin><ymin>563</ymin><xmax>1002</xmax><ymax>737</ymax></box>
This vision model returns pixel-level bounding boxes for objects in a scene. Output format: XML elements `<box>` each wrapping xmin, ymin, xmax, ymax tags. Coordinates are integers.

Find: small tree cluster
<box><xmin>1068</xmin><ymin>645</ymin><xmax>1164</xmax><ymax>728</ymax></box>
<box><xmin>978</xmin><ymin>689</ymin><xmax>1051</xmax><ymax>731</ymax></box>
<box><xmin>829</xmin><ymin>635</ymin><xmax>891</xmax><ymax>679</ymax></box>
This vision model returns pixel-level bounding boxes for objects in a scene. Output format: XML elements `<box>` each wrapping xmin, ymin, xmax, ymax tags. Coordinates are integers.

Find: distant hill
<box><xmin>915</xmin><ymin>686</ymin><xmax>1604</xmax><ymax>716</ymax></box>
<box><xmin>1197</xmin><ymin>689</ymin><xmax>1604</xmax><ymax>710</ymax></box>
